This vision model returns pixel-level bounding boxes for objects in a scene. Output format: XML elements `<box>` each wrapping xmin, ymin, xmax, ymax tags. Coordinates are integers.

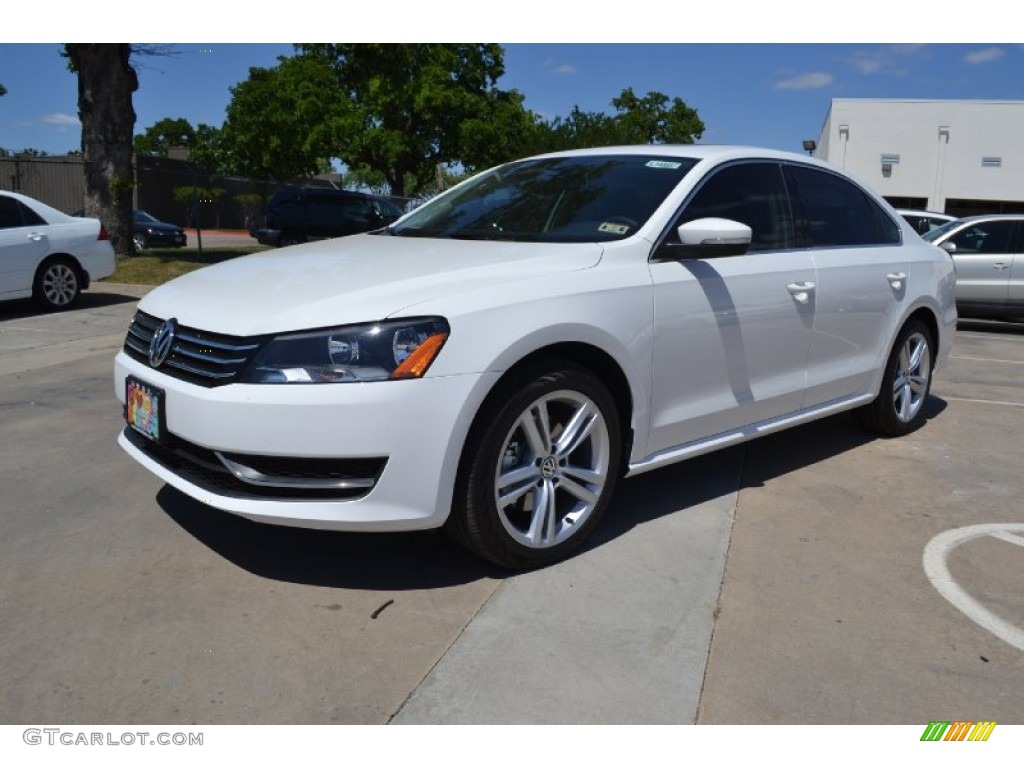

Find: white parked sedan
<box><xmin>114</xmin><ymin>146</ymin><xmax>957</xmax><ymax>568</ymax></box>
<box><xmin>0</xmin><ymin>190</ymin><xmax>115</xmax><ymax>311</ymax></box>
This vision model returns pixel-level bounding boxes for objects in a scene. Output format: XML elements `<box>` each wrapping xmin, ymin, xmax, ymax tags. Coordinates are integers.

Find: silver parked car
<box><xmin>923</xmin><ymin>214</ymin><xmax>1024</xmax><ymax>317</ymax></box>
<box><xmin>896</xmin><ymin>209</ymin><xmax>957</xmax><ymax>235</ymax></box>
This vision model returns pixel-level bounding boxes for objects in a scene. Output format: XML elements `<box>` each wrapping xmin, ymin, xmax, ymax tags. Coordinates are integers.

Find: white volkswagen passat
<box><xmin>115</xmin><ymin>146</ymin><xmax>957</xmax><ymax>568</ymax></box>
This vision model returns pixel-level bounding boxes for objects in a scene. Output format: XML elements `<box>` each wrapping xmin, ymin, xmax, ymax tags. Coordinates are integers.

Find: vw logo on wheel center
<box><xmin>540</xmin><ymin>456</ymin><xmax>558</xmax><ymax>479</ymax></box>
<box><xmin>149</xmin><ymin>318</ymin><xmax>178</xmax><ymax>368</ymax></box>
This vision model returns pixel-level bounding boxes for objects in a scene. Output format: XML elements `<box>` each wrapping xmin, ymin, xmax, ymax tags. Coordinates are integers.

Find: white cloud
<box><xmin>964</xmin><ymin>47</ymin><xmax>1004</xmax><ymax>65</ymax></box>
<box><xmin>774</xmin><ymin>72</ymin><xmax>834</xmax><ymax>90</ymax></box>
<box><xmin>543</xmin><ymin>57</ymin><xmax>576</xmax><ymax>75</ymax></box>
<box><xmin>41</xmin><ymin>113</ymin><xmax>80</xmax><ymax>127</ymax></box>
<box><xmin>848</xmin><ymin>44</ymin><xmax>926</xmax><ymax>76</ymax></box>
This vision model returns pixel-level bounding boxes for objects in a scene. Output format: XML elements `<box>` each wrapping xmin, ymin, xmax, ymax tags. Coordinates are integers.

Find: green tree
<box><xmin>296</xmin><ymin>44</ymin><xmax>514</xmax><ymax>196</ymax></box>
<box><xmin>64</xmin><ymin>44</ymin><xmax>138</xmax><ymax>259</ymax></box>
<box><xmin>458</xmin><ymin>89</ymin><xmax>545</xmax><ymax>173</ymax></box>
<box><xmin>216</xmin><ymin>54</ymin><xmax>340</xmax><ymax>184</ymax></box>
<box><xmin>610</xmin><ymin>87</ymin><xmax>704</xmax><ymax>144</ymax></box>
<box><xmin>533</xmin><ymin>88</ymin><xmax>705</xmax><ymax>154</ymax></box>
<box><xmin>134</xmin><ymin>117</ymin><xmax>196</xmax><ymax>156</ymax></box>
<box><xmin>0</xmin><ymin>83</ymin><xmax>6</xmax><ymax>97</ymax></box>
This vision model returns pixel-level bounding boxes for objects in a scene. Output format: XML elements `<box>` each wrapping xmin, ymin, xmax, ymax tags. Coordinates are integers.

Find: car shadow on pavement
<box><xmin>590</xmin><ymin>399</ymin><xmax>948</xmax><ymax>549</ymax></box>
<box><xmin>157</xmin><ymin>487</ymin><xmax>505</xmax><ymax>590</ymax></box>
<box><xmin>0</xmin><ymin>290</ymin><xmax>139</xmax><ymax>319</ymax></box>
<box><xmin>957</xmin><ymin>318</ymin><xmax>1024</xmax><ymax>335</ymax></box>
<box><xmin>158</xmin><ymin>398</ymin><xmax>947</xmax><ymax>588</ymax></box>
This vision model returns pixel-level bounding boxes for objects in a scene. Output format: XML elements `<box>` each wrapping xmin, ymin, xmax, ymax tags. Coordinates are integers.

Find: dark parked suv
<box><xmin>251</xmin><ymin>188</ymin><xmax>402</xmax><ymax>247</ymax></box>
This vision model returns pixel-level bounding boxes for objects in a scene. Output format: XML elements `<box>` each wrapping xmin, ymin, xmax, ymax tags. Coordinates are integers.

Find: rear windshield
<box><xmin>390</xmin><ymin>155</ymin><xmax>697</xmax><ymax>243</ymax></box>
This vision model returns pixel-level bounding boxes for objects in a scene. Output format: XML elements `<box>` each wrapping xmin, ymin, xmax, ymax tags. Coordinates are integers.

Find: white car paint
<box><xmin>0</xmin><ymin>190</ymin><xmax>115</xmax><ymax>305</ymax></box>
<box><xmin>114</xmin><ymin>145</ymin><xmax>957</xmax><ymax>565</ymax></box>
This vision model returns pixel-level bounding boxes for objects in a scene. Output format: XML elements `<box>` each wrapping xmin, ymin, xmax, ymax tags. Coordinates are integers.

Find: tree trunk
<box><xmin>65</xmin><ymin>44</ymin><xmax>138</xmax><ymax>259</ymax></box>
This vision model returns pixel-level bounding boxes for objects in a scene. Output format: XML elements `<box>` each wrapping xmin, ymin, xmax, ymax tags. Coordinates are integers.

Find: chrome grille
<box><xmin>123</xmin><ymin>310</ymin><xmax>264</xmax><ymax>387</ymax></box>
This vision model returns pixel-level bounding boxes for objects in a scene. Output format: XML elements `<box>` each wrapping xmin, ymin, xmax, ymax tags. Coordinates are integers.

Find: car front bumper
<box><xmin>114</xmin><ymin>351</ymin><xmax>497</xmax><ymax>531</ymax></box>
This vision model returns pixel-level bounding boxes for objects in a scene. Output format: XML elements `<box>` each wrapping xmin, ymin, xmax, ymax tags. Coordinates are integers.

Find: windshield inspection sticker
<box><xmin>645</xmin><ymin>160</ymin><xmax>683</xmax><ymax>169</ymax></box>
<box><xmin>598</xmin><ymin>222</ymin><xmax>631</xmax><ymax>235</ymax></box>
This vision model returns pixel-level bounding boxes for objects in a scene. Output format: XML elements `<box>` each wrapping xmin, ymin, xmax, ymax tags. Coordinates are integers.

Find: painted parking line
<box><xmin>937</xmin><ymin>399</ymin><xmax>1024</xmax><ymax>411</ymax></box>
<box><xmin>922</xmin><ymin>523</ymin><xmax>1024</xmax><ymax>652</ymax></box>
<box><xmin>950</xmin><ymin>355</ymin><xmax>1024</xmax><ymax>365</ymax></box>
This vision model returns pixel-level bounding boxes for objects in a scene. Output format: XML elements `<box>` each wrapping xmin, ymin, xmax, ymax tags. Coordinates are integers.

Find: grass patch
<box><xmin>103</xmin><ymin>247</ymin><xmax>268</xmax><ymax>285</ymax></box>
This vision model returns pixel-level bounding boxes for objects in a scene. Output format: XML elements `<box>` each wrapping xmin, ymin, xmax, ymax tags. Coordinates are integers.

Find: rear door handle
<box><xmin>993</xmin><ymin>262</ymin><xmax>1009</xmax><ymax>271</ymax></box>
<box><xmin>27</xmin><ymin>232</ymin><xmax>44</xmax><ymax>242</ymax></box>
<box><xmin>887</xmin><ymin>271</ymin><xmax>907</xmax><ymax>289</ymax></box>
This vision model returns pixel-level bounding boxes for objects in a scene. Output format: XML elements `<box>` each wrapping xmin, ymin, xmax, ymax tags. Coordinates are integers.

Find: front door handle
<box><xmin>993</xmin><ymin>262</ymin><xmax>1009</xmax><ymax>271</ymax></box>
<box><xmin>787</xmin><ymin>281</ymin><xmax>816</xmax><ymax>303</ymax></box>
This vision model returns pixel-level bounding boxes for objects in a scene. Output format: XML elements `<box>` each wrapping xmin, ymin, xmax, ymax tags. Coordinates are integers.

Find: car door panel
<box><xmin>0</xmin><ymin>197</ymin><xmax>49</xmax><ymax>296</ymax></box>
<box><xmin>947</xmin><ymin>221</ymin><xmax>1017</xmax><ymax>308</ymax></box>
<box><xmin>804</xmin><ymin>248</ymin><xmax>908</xmax><ymax>405</ymax></box>
<box><xmin>648</xmin><ymin>251</ymin><xmax>815</xmax><ymax>452</ymax></box>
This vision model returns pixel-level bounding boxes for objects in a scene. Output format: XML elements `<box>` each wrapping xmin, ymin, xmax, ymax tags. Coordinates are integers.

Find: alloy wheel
<box><xmin>493</xmin><ymin>390</ymin><xmax>611</xmax><ymax>550</ymax></box>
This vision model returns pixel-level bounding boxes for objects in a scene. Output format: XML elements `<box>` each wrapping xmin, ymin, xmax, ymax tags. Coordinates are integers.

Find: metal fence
<box><xmin>0</xmin><ymin>155</ymin><xmax>86</xmax><ymax>214</ymax></box>
<box><xmin>0</xmin><ymin>154</ymin><xmax>425</xmax><ymax>230</ymax></box>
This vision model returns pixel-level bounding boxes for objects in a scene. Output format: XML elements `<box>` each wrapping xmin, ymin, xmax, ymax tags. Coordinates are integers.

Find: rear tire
<box><xmin>32</xmin><ymin>257</ymin><xmax>82</xmax><ymax>312</ymax></box>
<box><xmin>858</xmin><ymin>319</ymin><xmax>934</xmax><ymax>436</ymax></box>
<box><xmin>447</xmin><ymin>363</ymin><xmax>622</xmax><ymax>569</ymax></box>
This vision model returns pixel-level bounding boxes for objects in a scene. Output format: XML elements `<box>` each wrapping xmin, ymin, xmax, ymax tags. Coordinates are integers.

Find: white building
<box><xmin>814</xmin><ymin>99</ymin><xmax>1024</xmax><ymax>217</ymax></box>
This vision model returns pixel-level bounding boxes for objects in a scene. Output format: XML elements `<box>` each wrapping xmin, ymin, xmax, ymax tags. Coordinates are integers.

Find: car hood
<box><xmin>138</xmin><ymin>234</ymin><xmax>604</xmax><ymax>336</ymax></box>
<box><xmin>138</xmin><ymin>221</ymin><xmax>183</xmax><ymax>233</ymax></box>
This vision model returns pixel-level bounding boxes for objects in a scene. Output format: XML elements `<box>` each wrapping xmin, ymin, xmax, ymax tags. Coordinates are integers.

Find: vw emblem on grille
<box><xmin>149</xmin><ymin>317</ymin><xmax>178</xmax><ymax>368</ymax></box>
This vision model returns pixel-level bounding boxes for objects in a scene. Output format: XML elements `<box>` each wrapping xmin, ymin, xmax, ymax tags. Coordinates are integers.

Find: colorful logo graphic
<box><xmin>920</xmin><ymin>721</ymin><xmax>996</xmax><ymax>742</ymax></box>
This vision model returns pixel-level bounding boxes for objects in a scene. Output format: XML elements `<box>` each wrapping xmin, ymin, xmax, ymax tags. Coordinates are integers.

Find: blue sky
<box><xmin>1</xmin><ymin>7</ymin><xmax>1021</xmax><ymax>160</ymax></box>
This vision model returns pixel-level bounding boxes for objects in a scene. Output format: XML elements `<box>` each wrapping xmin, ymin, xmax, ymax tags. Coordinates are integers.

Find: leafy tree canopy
<box><xmin>216</xmin><ymin>54</ymin><xmax>340</xmax><ymax>183</ymax></box>
<box><xmin>134</xmin><ymin>117</ymin><xmax>196</xmax><ymax>156</ymax></box>
<box><xmin>295</xmin><ymin>44</ymin><xmax>515</xmax><ymax>196</ymax></box>
<box><xmin>534</xmin><ymin>88</ymin><xmax>705</xmax><ymax>153</ymax></box>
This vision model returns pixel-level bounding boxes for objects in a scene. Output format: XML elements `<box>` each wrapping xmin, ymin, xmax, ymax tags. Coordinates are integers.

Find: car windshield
<box><xmin>921</xmin><ymin>219</ymin><xmax>961</xmax><ymax>242</ymax></box>
<box><xmin>390</xmin><ymin>154</ymin><xmax>698</xmax><ymax>243</ymax></box>
<box><xmin>134</xmin><ymin>210</ymin><xmax>159</xmax><ymax>223</ymax></box>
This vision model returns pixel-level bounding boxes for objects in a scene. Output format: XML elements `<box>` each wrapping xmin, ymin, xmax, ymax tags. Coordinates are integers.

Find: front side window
<box><xmin>392</xmin><ymin>155</ymin><xmax>698</xmax><ymax>243</ymax></box>
<box><xmin>941</xmin><ymin>220</ymin><xmax>1017</xmax><ymax>254</ymax></box>
<box><xmin>784</xmin><ymin>165</ymin><xmax>900</xmax><ymax>247</ymax></box>
<box><xmin>673</xmin><ymin>162</ymin><xmax>795</xmax><ymax>251</ymax></box>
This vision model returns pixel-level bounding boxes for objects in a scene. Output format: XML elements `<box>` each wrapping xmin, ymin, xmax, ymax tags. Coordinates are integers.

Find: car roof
<box><xmin>895</xmin><ymin>209</ymin><xmax>956</xmax><ymax>218</ymax></box>
<box><xmin>945</xmin><ymin>213</ymin><xmax>1024</xmax><ymax>224</ymax></box>
<box><xmin>529</xmin><ymin>144</ymin><xmax>834</xmax><ymax>166</ymax></box>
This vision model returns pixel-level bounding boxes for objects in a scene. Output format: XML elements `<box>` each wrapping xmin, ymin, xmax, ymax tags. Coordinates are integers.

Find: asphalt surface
<box><xmin>0</xmin><ymin>281</ymin><xmax>1021</xmax><ymax>725</ymax></box>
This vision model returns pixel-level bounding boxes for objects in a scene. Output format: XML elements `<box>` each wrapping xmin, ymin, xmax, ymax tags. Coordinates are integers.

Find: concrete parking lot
<box><xmin>0</xmin><ymin>283</ymin><xmax>1021</xmax><ymax>724</ymax></box>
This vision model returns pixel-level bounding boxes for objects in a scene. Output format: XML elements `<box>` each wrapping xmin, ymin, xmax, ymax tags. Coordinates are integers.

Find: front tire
<box><xmin>32</xmin><ymin>257</ymin><xmax>82</xmax><ymax>312</ymax></box>
<box><xmin>859</xmin><ymin>319</ymin><xmax>934</xmax><ymax>436</ymax></box>
<box><xmin>448</xmin><ymin>363</ymin><xmax>622</xmax><ymax>569</ymax></box>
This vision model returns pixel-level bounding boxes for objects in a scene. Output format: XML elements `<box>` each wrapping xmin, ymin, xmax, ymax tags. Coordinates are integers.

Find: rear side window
<box><xmin>784</xmin><ymin>165</ymin><xmax>900</xmax><ymax>247</ymax></box>
<box><xmin>674</xmin><ymin>162</ymin><xmax>795</xmax><ymax>251</ymax></box>
<box><xmin>0</xmin><ymin>196</ymin><xmax>45</xmax><ymax>229</ymax></box>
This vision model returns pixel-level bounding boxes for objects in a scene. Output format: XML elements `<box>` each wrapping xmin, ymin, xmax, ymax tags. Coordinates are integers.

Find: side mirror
<box><xmin>939</xmin><ymin>241</ymin><xmax>956</xmax><ymax>255</ymax></box>
<box><xmin>656</xmin><ymin>217</ymin><xmax>753</xmax><ymax>261</ymax></box>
